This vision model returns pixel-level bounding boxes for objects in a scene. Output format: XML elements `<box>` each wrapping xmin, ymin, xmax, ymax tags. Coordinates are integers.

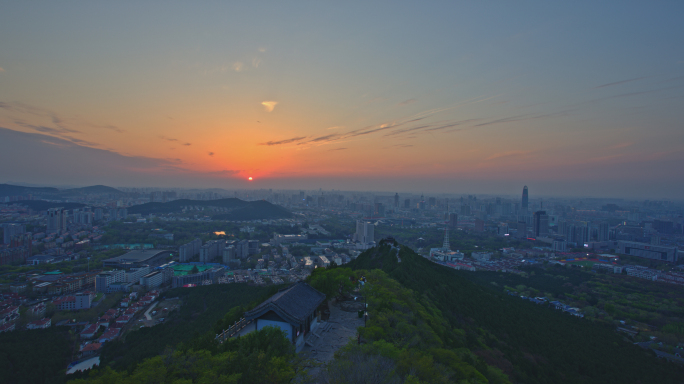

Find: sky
<box><xmin>1</xmin><ymin>1</ymin><xmax>683</xmax><ymax>199</ymax></box>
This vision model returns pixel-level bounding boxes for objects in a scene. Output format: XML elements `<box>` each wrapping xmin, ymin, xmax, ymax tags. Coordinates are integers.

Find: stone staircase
<box><xmin>304</xmin><ymin>321</ymin><xmax>333</xmax><ymax>347</ymax></box>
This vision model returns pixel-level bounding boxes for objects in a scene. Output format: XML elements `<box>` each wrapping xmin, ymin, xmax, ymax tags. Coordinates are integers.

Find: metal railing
<box><xmin>215</xmin><ymin>317</ymin><xmax>252</xmax><ymax>343</ymax></box>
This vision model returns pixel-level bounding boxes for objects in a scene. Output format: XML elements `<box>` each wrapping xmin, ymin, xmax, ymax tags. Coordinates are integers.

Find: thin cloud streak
<box><xmin>259</xmin><ymin>136</ymin><xmax>307</xmax><ymax>146</ymax></box>
<box><xmin>595</xmin><ymin>77</ymin><xmax>647</xmax><ymax>88</ymax></box>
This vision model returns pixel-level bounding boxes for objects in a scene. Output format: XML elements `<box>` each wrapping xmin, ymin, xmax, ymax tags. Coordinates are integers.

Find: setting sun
<box><xmin>248</xmin><ymin>177</ymin><xmax>253</xmax><ymax>181</ymax></box>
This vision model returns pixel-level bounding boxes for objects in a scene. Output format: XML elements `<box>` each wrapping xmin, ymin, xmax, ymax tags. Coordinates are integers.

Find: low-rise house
<box><xmin>80</xmin><ymin>323</ymin><xmax>99</xmax><ymax>339</ymax></box>
<box><xmin>27</xmin><ymin>303</ymin><xmax>46</xmax><ymax>317</ymax></box>
<box><xmin>26</xmin><ymin>318</ymin><xmax>51</xmax><ymax>329</ymax></box>
<box><xmin>0</xmin><ymin>306</ymin><xmax>19</xmax><ymax>325</ymax></box>
<box><xmin>98</xmin><ymin>328</ymin><xmax>120</xmax><ymax>343</ymax></box>
<box><xmin>80</xmin><ymin>343</ymin><xmax>102</xmax><ymax>357</ymax></box>
<box><xmin>0</xmin><ymin>322</ymin><xmax>16</xmax><ymax>332</ymax></box>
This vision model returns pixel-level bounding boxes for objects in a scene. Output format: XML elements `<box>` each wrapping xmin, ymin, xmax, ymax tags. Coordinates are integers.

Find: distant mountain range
<box><xmin>127</xmin><ymin>198</ymin><xmax>292</xmax><ymax>220</ymax></box>
<box><xmin>0</xmin><ymin>183</ymin><xmax>125</xmax><ymax>198</ymax></box>
<box><xmin>60</xmin><ymin>185</ymin><xmax>126</xmax><ymax>196</ymax></box>
<box><xmin>0</xmin><ymin>184</ymin><xmax>60</xmax><ymax>196</ymax></box>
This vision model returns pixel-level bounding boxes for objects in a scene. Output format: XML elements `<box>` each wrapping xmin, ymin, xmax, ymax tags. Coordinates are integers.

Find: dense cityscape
<box><xmin>1</xmin><ymin>183</ymin><xmax>683</xmax><ymax>382</ymax></box>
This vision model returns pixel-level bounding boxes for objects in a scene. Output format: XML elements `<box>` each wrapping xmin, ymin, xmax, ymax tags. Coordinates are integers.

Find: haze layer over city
<box><xmin>2</xmin><ymin>2</ymin><xmax>684</xmax><ymax>384</ymax></box>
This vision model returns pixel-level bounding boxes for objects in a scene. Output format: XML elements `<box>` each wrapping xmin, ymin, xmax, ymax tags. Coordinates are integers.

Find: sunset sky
<box><xmin>1</xmin><ymin>2</ymin><xmax>683</xmax><ymax>198</ymax></box>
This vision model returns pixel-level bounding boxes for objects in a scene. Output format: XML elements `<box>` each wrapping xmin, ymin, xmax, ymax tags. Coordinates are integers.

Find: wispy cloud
<box><xmin>261</xmin><ymin>101</ymin><xmax>278</xmax><ymax>112</ymax></box>
<box><xmin>0</xmin><ymin>67</ymin><xmax>4</xmax><ymax>72</ymax></box>
<box><xmin>203</xmin><ymin>169</ymin><xmax>241</xmax><ymax>176</ymax></box>
<box><xmin>208</xmin><ymin>152</ymin><xmax>215</xmax><ymax>156</ymax></box>
<box><xmin>252</xmin><ymin>58</ymin><xmax>262</xmax><ymax>68</ymax></box>
<box><xmin>183</xmin><ymin>142</ymin><xmax>191</xmax><ymax>146</ymax></box>
<box><xmin>103</xmin><ymin>125</ymin><xmax>125</xmax><ymax>133</ymax></box>
<box><xmin>258</xmin><ymin>47</ymin><xmax>266</xmax><ymax>53</ymax></box>
<box><xmin>595</xmin><ymin>77</ymin><xmax>647</xmax><ymax>89</ymax></box>
<box><xmin>1</xmin><ymin>101</ymin><xmax>125</xmax><ymax>134</ymax></box>
<box><xmin>233</xmin><ymin>62</ymin><xmax>244</xmax><ymax>72</ymax></box>
<box><xmin>329</xmin><ymin>147</ymin><xmax>347</xmax><ymax>151</ymax></box>
<box><xmin>398</xmin><ymin>99</ymin><xmax>416</xmax><ymax>106</ymax></box>
<box><xmin>259</xmin><ymin>136</ymin><xmax>307</xmax><ymax>146</ymax></box>
<box><xmin>608</xmin><ymin>142</ymin><xmax>633</xmax><ymax>150</ymax></box>
<box><xmin>485</xmin><ymin>150</ymin><xmax>533</xmax><ymax>161</ymax></box>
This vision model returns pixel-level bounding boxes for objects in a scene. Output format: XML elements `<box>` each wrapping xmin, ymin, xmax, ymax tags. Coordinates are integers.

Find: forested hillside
<box><xmin>100</xmin><ymin>283</ymin><xmax>277</xmax><ymax>371</ymax></box>
<box><xmin>346</xmin><ymin>240</ymin><xmax>684</xmax><ymax>384</ymax></box>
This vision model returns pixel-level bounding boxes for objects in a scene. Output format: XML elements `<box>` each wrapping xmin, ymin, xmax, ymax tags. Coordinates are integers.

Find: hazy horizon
<box><xmin>1</xmin><ymin>2</ymin><xmax>683</xmax><ymax>199</ymax></box>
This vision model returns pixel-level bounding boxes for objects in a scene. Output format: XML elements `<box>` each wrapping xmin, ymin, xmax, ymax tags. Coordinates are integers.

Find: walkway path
<box><xmin>144</xmin><ymin>302</ymin><xmax>158</xmax><ymax>321</ymax></box>
<box><xmin>66</xmin><ymin>357</ymin><xmax>99</xmax><ymax>374</ymax></box>
<box><xmin>300</xmin><ymin>299</ymin><xmax>365</xmax><ymax>377</ymax></box>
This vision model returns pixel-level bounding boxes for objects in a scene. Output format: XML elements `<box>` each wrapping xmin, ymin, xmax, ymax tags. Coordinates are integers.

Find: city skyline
<box><xmin>1</xmin><ymin>2</ymin><xmax>683</xmax><ymax>199</ymax></box>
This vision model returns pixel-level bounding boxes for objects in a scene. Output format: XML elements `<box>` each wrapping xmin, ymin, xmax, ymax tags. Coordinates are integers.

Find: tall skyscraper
<box><xmin>355</xmin><ymin>220</ymin><xmax>375</xmax><ymax>244</ymax></box>
<box><xmin>448</xmin><ymin>213</ymin><xmax>458</xmax><ymax>228</ymax></box>
<box><xmin>598</xmin><ymin>222</ymin><xmax>609</xmax><ymax>242</ymax></box>
<box><xmin>47</xmin><ymin>208</ymin><xmax>66</xmax><ymax>234</ymax></box>
<box><xmin>2</xmin><ymin>224</ymin><xmax>25</xmax><ymax>244</ymax></box>
<box><xmin>517</xmin><ymin>221</ymin><xmax>528</xmax><ymax>238</ymax></box>
<box><xmin>533</xmin><ymin>211</ymin><xmax>549</xmax><ymax>237</ymax></box>
<box><xmin>394</xmin><ymin>193</ymin><xmax>399</xmax><ymax>208</ymax></box>
<box><xmin>521</xmin><ymin>186</ymin><xmax>529</xmax><ymax>215</ymax></box>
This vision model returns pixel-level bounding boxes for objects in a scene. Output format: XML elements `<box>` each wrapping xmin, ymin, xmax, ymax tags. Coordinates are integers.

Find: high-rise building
<box><xmin>404</xmin><ymin>199</ymin><xmax>410</xmax><ymax>209</ymax></box>
<box><xmin>47</xmin><ymin>208</ymin><xmax>66</xmax><ymax>234</ymax></box>
<box><xmin>521</xmin><ymin>186</ymin><xmax>529</xmax><ymax>215</ymax></box>
<box><xmin>355</xmin><ymin>220</ymin><xmax>375</xmax><ymax>244</ymax></box>
<box><xmin>598</xmin><ymin>222</ymin><xmax>609</xmax><ymax>242</ymax></box>
<box><xmin>394</xmin><ymin>193</ymin><xmax>399</xmax><ymax>208</ymax></box>
<box><xmin>223</xmin><ymin>245</ymin><xmax>236</xmax><ymax>264</ymax></box>
<box><xmin>552</xmin><ymin>238</ymin><xmax>567</xmax><ymax>252</ymax></box>
<box><xmin>108</xmin><ymin>208</ymin><xmax>119</xmax><ymax>221</ymax></box>
<box><xmin>653</xmin><ymin>220</ymin><xmax>674</xmax><ymax>235</ymax></box>
<box><xmin>94</xmin><ymin>207</ymin><xmax>104</xmax><ymax>221</ymax></box>
<box><xmin>179</xmin><ymin>238</ymin><xmax>202</xmax><ymax>262</ymax></box>
<box><xmin>199</xmin><ymin>239</ymin><xmax>226</xmax><ymax>263</ymax></box>
<box><xmin>374</xmin><ymin>203</ymin><xmax>385</xmax><ymax>217</ymax></box>
<box><xmin>533</xmin><ymin>211</ymin><xmax>549</xmax><ymax>237</ymax></box>
<box><xmin>448</xmin><ymin>213</ymin><xmax>458</xmax><ymax>228</ymax></box>
<box><xmin>2</xmin><ymin>223</ymin><xmax>25</xmax><ymax>244</ymax></box>
<box><xmin>517</xmin><ymin>221</ymin><xmax>527</xmax><ymax>238</ymax></box>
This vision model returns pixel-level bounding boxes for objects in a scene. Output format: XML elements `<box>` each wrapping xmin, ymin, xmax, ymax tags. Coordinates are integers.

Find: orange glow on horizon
<box><xmin>248</xmin><ymin>176</ymin><xmax>253</xmax><ymax>181</ymax></box>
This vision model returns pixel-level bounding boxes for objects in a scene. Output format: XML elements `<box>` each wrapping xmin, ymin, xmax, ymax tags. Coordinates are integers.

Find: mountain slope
<box><xmin>347</xmin><ymin>240</ymin><xmax>684</xmax><ymax>384</ymax></box>
<box><xmin>60</xmin><ymin>185</ymin><xmax>124</xmax><ymax>195</ymax></box>
<box><xmin>0</xmin><ymin>184</ymin><xmax>59</xmax><ymax>196</ymax></box>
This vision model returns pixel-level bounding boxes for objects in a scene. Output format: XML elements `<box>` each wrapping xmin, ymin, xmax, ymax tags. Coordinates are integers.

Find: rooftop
<box><xmin>245</xmin><ymin>281</ymin><xmax>325</xmax><ymax>325</ymax></box>
<box><xmin>103</xmin><ymin>249</ymin><xmax>170</xmax><ymax>263</ymax></box>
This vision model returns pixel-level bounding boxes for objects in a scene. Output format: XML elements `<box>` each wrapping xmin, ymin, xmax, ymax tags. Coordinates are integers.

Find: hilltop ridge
<box><xmin>344</xmin><ymin>240</ymin><xmax>684</xmax><ymax>384</ymax></box>
<box><xmin>127</xmin><ymin>198</ymin><xmax>292</xmax><ymax>220</ymax></box>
